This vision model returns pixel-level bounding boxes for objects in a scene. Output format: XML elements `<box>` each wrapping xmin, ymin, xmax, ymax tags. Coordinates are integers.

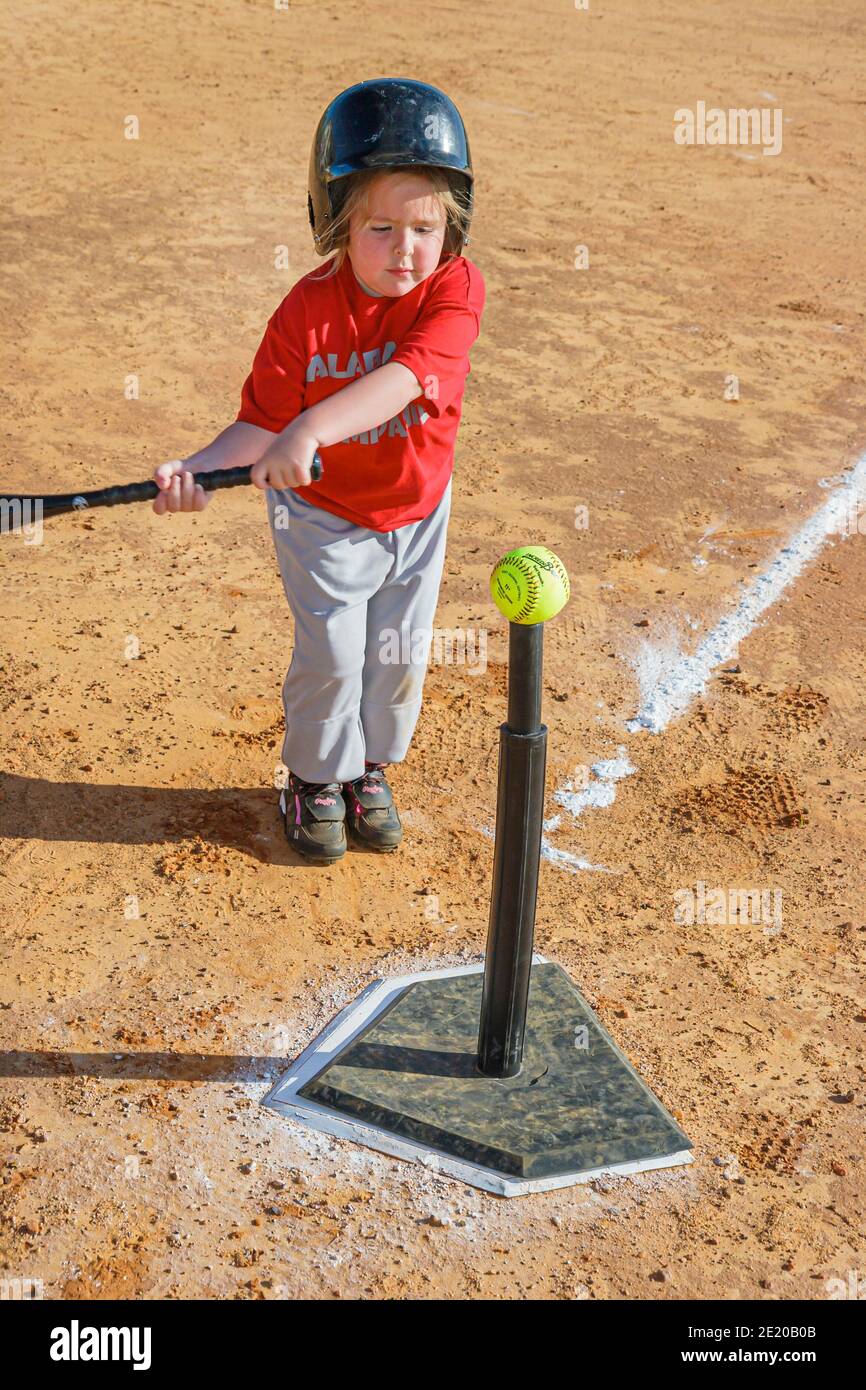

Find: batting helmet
<box><xmin>307</xmin><ymin>78</ymin><xmax>474</xmax><ymax>257</ymax></box>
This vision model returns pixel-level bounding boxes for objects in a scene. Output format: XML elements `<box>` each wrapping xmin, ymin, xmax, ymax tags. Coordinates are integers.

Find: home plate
<box><xmin>263</xmin><ymin>960</ymin><xmax>693</xmax><ymax>1197</ymax></box>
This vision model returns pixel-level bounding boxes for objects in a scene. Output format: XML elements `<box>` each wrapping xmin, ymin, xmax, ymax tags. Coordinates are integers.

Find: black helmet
<box><xmin>308</xmin><ymin>78</ymin><xmax>474</xmax><ymax>257</ymax></box>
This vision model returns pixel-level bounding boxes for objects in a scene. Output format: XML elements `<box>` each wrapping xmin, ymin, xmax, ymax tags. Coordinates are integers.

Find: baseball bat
<box><xmin>0</xmin><ymin>452</ymin><xmax>323</xmax><ymax>522</ymax></box>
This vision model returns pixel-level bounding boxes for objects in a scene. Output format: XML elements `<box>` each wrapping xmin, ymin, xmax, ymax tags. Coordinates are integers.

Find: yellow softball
<box><xmin>490</xmin><ymin>546</ymin><xmax>570</xmax><ymax>624</ymax></box>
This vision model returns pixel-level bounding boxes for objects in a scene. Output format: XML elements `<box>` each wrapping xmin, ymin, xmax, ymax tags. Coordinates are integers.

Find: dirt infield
<box><xmin>1</xmin><ymin>0</ymin><xmax>864</xmax><ymax>1300</ymax></box>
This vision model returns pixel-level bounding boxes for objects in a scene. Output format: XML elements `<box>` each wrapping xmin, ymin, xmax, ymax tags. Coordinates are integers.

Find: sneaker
<box><xmin>279</xmin><ymin>771</ymin><xmax>347</xmax><ymax>864</ymax></box>
<box><xmin>342</xmin><ymin>761</ymin><xmax>403</xmax><ymax>852</ymax></box>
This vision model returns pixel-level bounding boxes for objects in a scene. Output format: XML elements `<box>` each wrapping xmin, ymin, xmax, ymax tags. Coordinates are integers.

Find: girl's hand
<box><xmin>152</xmin><ymin>460</ymin><xmax>212</xmax><ymax>516</ymax></box>
<box><xmin>250</xmin><ymin>422</ymin><xmax>321</xmax><ymax>491</ymax></box>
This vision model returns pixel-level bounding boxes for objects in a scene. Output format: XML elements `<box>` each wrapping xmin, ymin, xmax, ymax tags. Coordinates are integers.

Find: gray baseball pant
<box><xmin>265</xmin><ymin>478</ymin><xmax>452</xmax><ymax>785</ymax></box>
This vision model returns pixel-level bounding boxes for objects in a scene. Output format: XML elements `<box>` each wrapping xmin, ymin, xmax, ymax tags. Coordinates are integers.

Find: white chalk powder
<box><xmin>625</xmin><ymin>452</ymin><xmax>866</xmax><ymax>734</ymax></box>
<box><xmin>544</xmin><ymin>453</ymin><xmax>866</xmax><ymax>867</ymax></box>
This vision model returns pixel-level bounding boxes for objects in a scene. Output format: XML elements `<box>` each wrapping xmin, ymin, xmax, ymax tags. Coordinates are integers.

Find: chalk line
<box><xmin>626</xmin><ymin>452</ymin><xmax>866</xmax><ymax>734</ymax></box>
<box><xmin>542</xmin><ymin>452</ymin><xmax>866</xmax><ymax>872</ymax></box>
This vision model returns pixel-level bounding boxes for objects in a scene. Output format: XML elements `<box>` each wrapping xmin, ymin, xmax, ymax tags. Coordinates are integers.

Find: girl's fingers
<box><xmin>152</xmin><ymin>460</ymin><xmax>185</xmax><ymax>513</ymax></box>
<box><xmin>249</xmin><ymin>456</ymin><xmax>313</xmax><ymax>492</ymax></box>
<box><xmin>154</xmin><ymin>459</ymin><xmax>184</xmax><ymax>490</ymax></box>
<box><xmin>151</xmin><ymin>470</ymin><xmax>209</xmax><ymax>515</ymax></box>
<box><xmin>163</xmin><ymin>475</ymin><xmax>181</xmax><ymax>513</ymax></box>
<box><xmin>249</xmin><ymin>459</ymin><xmax>268</xmax><ymax>490</ymax></box>
<box><xmin>165</xmin><ymin>472</ymin><xmax>189</xmax><ymax>513</ymax></box>
<box><xmin>154</xmin><ymin>477</ymin><xmax>180</xmax><ymax>514</ymax></box>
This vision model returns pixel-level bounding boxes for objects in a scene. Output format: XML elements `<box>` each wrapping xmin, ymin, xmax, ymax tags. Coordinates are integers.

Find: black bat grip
<box><xmin>195</xmin><ymin>466</ymin><xmax>254</xmax><ymax>492</ymax></box>
<box><xmin>0</xmin><ymin>452</ymin><xmax>325</xmax><ymax>521</ymax></box>
<box><xmin>195</xmin><ymin>450</ymin><xmax>324</xmax><ymax>491</ymax></box>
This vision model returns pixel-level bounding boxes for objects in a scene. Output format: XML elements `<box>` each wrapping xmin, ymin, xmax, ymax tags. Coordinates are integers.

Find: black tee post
<box><xmin>476</xmin><ymin>621</ymin><xmax>548</xmax><ymax>1078</ymax></box>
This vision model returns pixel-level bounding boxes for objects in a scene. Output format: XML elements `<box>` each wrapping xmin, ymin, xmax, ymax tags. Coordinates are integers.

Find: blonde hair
<box><xmin>309</xmin><ymin>165</ymin><xmax>468</xmax><ymax>280</ymax></box>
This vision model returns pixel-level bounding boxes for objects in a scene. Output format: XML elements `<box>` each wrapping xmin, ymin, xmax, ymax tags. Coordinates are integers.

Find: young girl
<box><xmin>152</xmin><ymin>78</ymin><xmax>486</xmax><ymax>865</ymax></box>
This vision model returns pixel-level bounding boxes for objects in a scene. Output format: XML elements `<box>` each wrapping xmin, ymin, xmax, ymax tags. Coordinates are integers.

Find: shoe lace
<box><xmin>353</xmin><ymin>767</ymin><xmax>387</xmax><ymax>791</ymax></box>
<box><xmin>292</xmin><ymin>774</ymin><xmax>342</xmax><ymax>795</ymax></box>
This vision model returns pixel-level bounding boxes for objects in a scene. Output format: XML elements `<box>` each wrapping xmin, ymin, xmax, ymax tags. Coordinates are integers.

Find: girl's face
<box><xmin>348</xmin><ymin>172</ymin><xmax>448</xmax><ymax>298</ymax></box>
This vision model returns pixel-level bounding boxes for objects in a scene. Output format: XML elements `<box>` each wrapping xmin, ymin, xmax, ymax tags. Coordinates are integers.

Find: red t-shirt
<box><xmin>235</xmin><ymin>251</ymin><xmax>486</xmax><ymax>531</ymax></box>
